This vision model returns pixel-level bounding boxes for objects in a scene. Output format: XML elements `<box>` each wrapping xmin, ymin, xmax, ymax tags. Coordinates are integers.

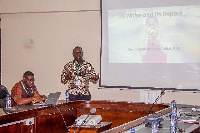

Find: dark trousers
<box><xmin>69</xmin><ymin>94</ymin><xmax>91</xmax><ymax>101</ymax></box>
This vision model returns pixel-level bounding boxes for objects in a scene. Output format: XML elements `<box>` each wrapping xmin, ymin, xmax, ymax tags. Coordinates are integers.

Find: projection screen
<box><xmin>100</xmin><ymin>0</ymin><xmax>200</xmax><ymax>90</ymax></box>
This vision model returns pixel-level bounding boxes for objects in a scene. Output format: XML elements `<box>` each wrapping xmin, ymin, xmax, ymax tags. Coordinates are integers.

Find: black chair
<box><xmin>0</xmin><ymin>85</ymin><xmax>8</xmax><ymax>108</ymax></box>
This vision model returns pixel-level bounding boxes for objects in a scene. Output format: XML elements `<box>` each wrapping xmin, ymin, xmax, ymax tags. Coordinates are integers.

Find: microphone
<box><xmin>74</xmin><ymin>108</ymin><xmax>96</xmax><ymax>133</ymax></box>
<box><xmin>144</xmin><ymin>88</ymin><xmax>165</xmax><ymax>127</ymax></box>
<box><xmin>147</xmin><ymin>88</ymin><xmax>165</xmax><ymax>116</ymax></box>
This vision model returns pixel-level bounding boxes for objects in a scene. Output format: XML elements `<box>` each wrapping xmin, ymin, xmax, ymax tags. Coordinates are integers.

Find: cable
<box><xmin>53</xmin><ymin>105</ymin><xmax>69</xmax><ymax>132</ymax></box>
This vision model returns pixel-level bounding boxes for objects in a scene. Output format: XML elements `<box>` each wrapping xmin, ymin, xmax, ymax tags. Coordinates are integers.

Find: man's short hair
<box><xmin>73</xmin><ymin>46</ymin><xmax>82</xmax><ymax>51</ymax></box>
<box><xmin>73</xmin><ymin>46</ymin><xmax>83</xmax><ymax>54</ymax></box>
<box><xmin>23</xmin><ymin>71</ymin><xmax>34</xmax><ymax>78</ymax></box>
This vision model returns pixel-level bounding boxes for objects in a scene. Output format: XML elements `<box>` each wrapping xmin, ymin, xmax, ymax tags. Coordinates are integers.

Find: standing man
<box><xmin>61</xmin><ymin>46</ymin><xmax>99</xmax><ymax>101</ymax></box>
<box><xmin>11</xmin><ymin>71</ymin><xmax>47</xmax><ymax>106</ymax></box>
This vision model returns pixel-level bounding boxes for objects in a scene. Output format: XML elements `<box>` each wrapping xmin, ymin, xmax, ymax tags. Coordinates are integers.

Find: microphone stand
<box><xmin>144</xmin><ymin>89</ymin><xmax>165</xmax><ymax>127</ymax></box>
<box><xmin>74</xmin><ymin>113</ymin><xmax>90</xmax><ymax>133</ymax></box>
<box><xmin>74</xmin><ymin>108</ymin><xmax>96</xmax><ymax>133</ymax></box>
<box><xmin>147</xmin><ymin>91</ymin><xmax>164</xmax><ymax>116</ymax></box>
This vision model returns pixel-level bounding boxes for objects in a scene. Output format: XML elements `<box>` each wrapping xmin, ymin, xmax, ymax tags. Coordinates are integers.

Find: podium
<box><xmin>69</xmin><ymin>122</ymin><xmax>112</xmax><ymax>133</ymax></box>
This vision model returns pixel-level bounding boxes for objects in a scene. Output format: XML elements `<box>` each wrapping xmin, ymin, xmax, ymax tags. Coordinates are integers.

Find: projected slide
<box><xmin>108</xmin><ymin>6</ymin><xmax>200</xmax><ymax>63</ymax></box>
<box><xmin>101</xmin><ymin>0</ymin><xmax>200</xmax><ymax>89</ymax></box>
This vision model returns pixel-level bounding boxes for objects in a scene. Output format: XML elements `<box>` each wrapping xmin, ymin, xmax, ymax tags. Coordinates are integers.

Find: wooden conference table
<box><xmin>0</xmin><ymin>100</ymin><xmax>199</xmax><ymax>133</ymax></box>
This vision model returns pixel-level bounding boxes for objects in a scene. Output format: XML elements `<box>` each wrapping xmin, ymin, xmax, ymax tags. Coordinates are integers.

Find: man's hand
<box><xmin>41</xmin><ymin>95</ymin><xmax>47</xmax><ymax>101</ymax></box>
<box><xmin>92</xmin><ymin>73</ymin><xmax>99</xmax><ymax>81</ymax></box>
<box><xmin>32</xmin><ymin>96</ymin><xmax>44</xmax><ymax>103</ymax></box>
<box><xmin>65</xmin><ymin>72</ymin><xmax>72</xmax><ymax>80</ymax></box>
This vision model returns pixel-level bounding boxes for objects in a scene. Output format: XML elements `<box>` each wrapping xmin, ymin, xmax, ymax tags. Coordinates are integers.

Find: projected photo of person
<box><xmin>139</xmin><ymin>16</ymin><xmax>167</xmax><ymax>63</ymax></box>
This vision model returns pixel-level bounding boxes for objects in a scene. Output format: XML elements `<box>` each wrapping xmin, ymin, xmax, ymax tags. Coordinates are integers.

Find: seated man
<box><xmin>11</xmin><ymin>71</ymin><xmax>46</xmax><ymax>106</ymax></box>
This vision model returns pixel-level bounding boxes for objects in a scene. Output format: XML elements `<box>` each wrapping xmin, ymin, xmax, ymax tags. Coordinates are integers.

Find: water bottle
<box><xmin>171</xmin><ymin>101</ymin><xmax>177</xmax><ymax>113</ymax></box>
<box><xmin>65</xmin><ymin>89</ymin><xmax>69</xmax><ymax>103</ymax></box>
<box><xmin>130</xmin><ymin>128</ymin><xmax>135</xmax><ymax>133</ymax></box>
<box><xmin>170</xmin><ymin>113</ymin><xmax>177</xmax><ymax>133</ymax></box>
<box><xmin>6</xmin><ymin>94</ymin><xmax>11</xmax><ymax>108</ymax></box>
<box><xmin>152</xmin><ymin>118</ymin><xmax>159</xmax><ymax>133</ymax></box>
<box><xmin>170</xmin><ymin>101</ymin><xmax>177</xmax><ymax>133</ymax></box>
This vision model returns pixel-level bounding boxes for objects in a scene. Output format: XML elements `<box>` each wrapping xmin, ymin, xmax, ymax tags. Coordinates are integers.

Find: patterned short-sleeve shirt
<box><xmin>61</xmin><ymin>60</ymin><xmax>98</xmax><ymax>95</ymax></box>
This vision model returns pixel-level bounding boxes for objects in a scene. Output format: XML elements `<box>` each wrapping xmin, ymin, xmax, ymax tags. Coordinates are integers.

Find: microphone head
<box><xmin>161</xmin><ymin>88</ymin><xmax>165</xmax><ymax>95</ymax></box>
<box><xmin>90</xmin><ymin>108</ymin><xmax>96</xmax><ymax>114</ymax></box>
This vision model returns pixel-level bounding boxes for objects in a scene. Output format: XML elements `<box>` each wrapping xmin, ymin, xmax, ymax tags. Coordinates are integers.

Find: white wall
<box><xmin>1</xmin><ymin>0</ymin><xmax>199</xmax><ymax>106</ymax></box>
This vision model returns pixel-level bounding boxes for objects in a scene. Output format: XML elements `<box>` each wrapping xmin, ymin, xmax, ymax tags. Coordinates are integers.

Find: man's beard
<box><xmin>76</xmin><ymin>57</ymin><xmax>83</xmax><ymax>62</ymax></box>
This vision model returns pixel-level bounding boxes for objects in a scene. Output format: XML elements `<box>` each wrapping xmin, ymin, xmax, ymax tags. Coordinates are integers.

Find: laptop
<box><xmin>3</xmin><ymin>92</ymin><xmax>61</xmax><ymax>113</ymax></box>
<box><xmin>35</xmin><ymin>92</ymin><xmax>61</xmax><ymax>106</ymax></box>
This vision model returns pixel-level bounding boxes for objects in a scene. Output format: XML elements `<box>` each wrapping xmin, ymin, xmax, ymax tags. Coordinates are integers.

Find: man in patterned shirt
<box><xmin>61</xmin><ymin>46</ymin><xmax>99</xmax><ymax>101</ymax></box>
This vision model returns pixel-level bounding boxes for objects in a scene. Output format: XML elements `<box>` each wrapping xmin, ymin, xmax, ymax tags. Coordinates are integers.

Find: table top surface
<box><xmin>122</xmin><ymin>104</ymin><xmax>200</xmax><ymax>133</ymax></box>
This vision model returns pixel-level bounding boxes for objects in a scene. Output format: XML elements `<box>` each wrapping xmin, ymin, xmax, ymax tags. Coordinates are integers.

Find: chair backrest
<box><xmin>0</xmin><ymin>85</ymin><xmax>8</xmax><ymax>99</ymax></box>
<box><xmin>0</xmin><ymin>85</ymin><xmax>8</xmax><ymax>108</ymax></box>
